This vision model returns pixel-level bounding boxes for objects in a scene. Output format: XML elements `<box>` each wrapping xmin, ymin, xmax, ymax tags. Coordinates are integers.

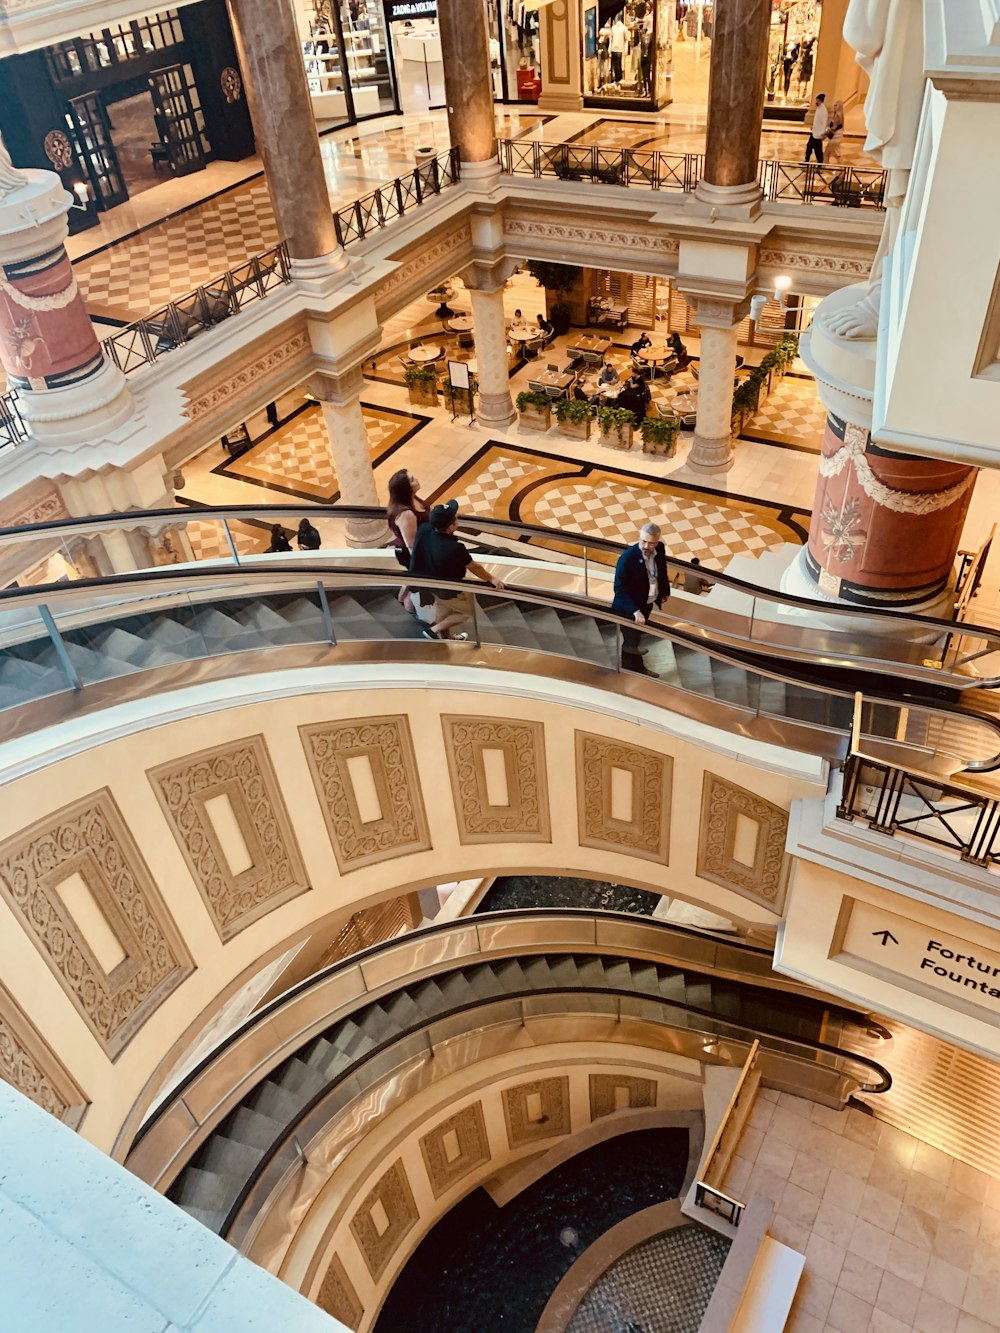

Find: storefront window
<box><xmin>339</xmin><ymin>1</ymin><xmax>396</xmax><ymax>116</ymax></box>
<box><xmin>483</xmin><ymin>1</ymin><xmax>540</xmax><ymax>102</ymax></box>
<box><xmin>765</xmin><ymin>0</ymin><xmax>822</xmax><ymax>110</ymax></box>
<box><xmin>582</xmin><ymin>0</ymin><xmax>671</xmax><ymax>109</ymax></box>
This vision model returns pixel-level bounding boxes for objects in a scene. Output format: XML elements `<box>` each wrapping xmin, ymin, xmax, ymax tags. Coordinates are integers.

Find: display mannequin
<box><xmin>825</xmin><ymin>0</ymin><xmax>925</xmax><ymax>340</ymax></box>
<box><xmin>609</xmin><ymin>11</ymin><xmax>629</xmax><ymax>83</ymax></box>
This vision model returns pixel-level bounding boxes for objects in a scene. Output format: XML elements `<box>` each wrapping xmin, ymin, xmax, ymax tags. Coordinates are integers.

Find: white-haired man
<box><xmin>611</xmin><ymin>521</ymin><xmax>670</xmax><ymax>674</ymax></box>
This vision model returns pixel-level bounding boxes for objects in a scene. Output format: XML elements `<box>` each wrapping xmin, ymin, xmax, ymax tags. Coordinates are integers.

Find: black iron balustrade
<box><xmin>497</xmin><ymin>137</ymin><xmax>886</xmax><ymax>209</ymax></box>
<box><xmin>332</xmin><ymin>147</ymin><xmax>462</xmax><ymax>248</ymax></box>
<box><xmin>102</xmin><ymin>243</ymin><xmax>292</xmax><ymax>376</ymax></box>
<box><xmin>837</xmin><ymin>753</ymin><xmax>1000</xmax><ymax>868</ymax></box>
<box><xmin>0</xmin><ymin>388</ymin><xmax>27</xmax><ymax>455</ymax></box>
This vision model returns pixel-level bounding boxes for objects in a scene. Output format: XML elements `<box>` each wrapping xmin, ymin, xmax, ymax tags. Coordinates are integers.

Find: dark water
<box><xmin>476</xmin><ymin>874</ymin><xmax>660</xmax><ymax>917</ymax></box>
<box><xmin>374</xmin><ymin>1127</ymin><xmax>689</xmax><ymax>1333</ymax></box>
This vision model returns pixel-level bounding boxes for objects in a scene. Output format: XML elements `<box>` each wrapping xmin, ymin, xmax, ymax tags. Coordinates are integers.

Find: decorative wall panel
<box><xmin>697</xmin><ymin>773</ymin><xmax>789</xmax><ymax>911</ymax></box>
<box><xmin>316</xmin><ymin>1253</ymin><xmax>363</xmax><ymax>1329</ymax></box>
<box><xmin>0</xmin><ymin>790</ymin><xmax>192</xmax><ymax>1058</ymax></box>
<box><xmin>349</xmin><ymin>1158</ymin><xmax>419</xmax><ymax>1281</ymax></box>
<box><xmin>150</xmin><ymin>737</ymin><xmax>308</xmax><ymax>941</ymax></box>
<box><xmin>0</xmin><ymin>979</ymin><xmax>87</xmax><ymax>1128</ymax></box>
<box><xmin>589</xmin><ymin>1073</ymin><xmax>656</xmax><ymax>1121</ymax></box>
<box><xmin>301</xmin><ymin>716</ymin><xmax>431</xmax><ymax>872</ymax></box>
<box><xmin>502</xmin><ymin>1076</ymin><xmax>570</xmax><ymax>1148</ymax></box>
<box><xmin>419</xmin><ymin>1101</ymin><xmax>490</xmax><ymax>1199</ymax></box>
<box><xmin>575</xmin><ymin>732</ymin><xmax>671</xmax><ymax>864</ymax></box>
<box><xmin>442</xmin><ymin>716</ymin><xmax>550</xmax><ymax>844</ymax></box>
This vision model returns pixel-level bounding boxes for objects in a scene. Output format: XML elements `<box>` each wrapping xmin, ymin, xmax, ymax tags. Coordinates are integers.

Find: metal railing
<box><xmin>497</xmin><ymin>137</ymin><xmax>887</xmax><ymax>209</ymax></box>
<box><xmin>332</xmin><ymin>147</ymin><xmax>462</xmax><ymax>248</ymax></box>
<box><xmin>0</xmin><ymin>388</ymin><xmax>27</xmax><ymax>456</ymax></box>
<box><xmin>101</xmin><ymin>243</ymin><xmax>292</xmax><ymax>376</ymax></box>
<box><xmin>695</xmin><ymin>1039</ymin><xmax>761</xmax><ymax>1227</ymax></box>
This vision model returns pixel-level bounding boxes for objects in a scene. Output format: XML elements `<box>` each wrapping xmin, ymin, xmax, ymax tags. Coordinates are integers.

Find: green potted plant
<box><xmin>553</xmin><ymin>396</ymin><xmax>594</xmax><ymax>440</ymax></box>
<box><xmin>404</xmin><ymin>362</ymin><xmax>439</xmax><ymax>407</ymax></box>
<box><xmin>516</xmin><ymin>389</ymin><xmax>552</xmax><ymax>432</ymax></box>
<box><xmin>525</xmin><ymin>260</ymin><xmax>577</xmax><ymax>336</ymax></box>
<box><xmin>640</xmin><ymin>414</ymin><xmax>679</xmax><ymax>457</ymax></box>
<box><xmin>595</xmin><ymin>405</ymin><xmax>636</xmax><ymax>450</ymax></box>
<box><xmin>444</xmin><ymin>376</ymin><xmax>475</xmax><ymax>413</ymax></box>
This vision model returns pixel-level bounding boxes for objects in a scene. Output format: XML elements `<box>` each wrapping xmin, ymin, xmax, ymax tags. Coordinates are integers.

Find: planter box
<box><xmin>407</xmin><ymin>378</ymin><xmax>439</xmax><ymax>408</ymax></box>
<box><xmin>641</xmin><ymin>435</ymin><xmax>677</xmax><ymax>458</ymax></box>
<box><xmin>597</xmin><ymin>424</ymin><xmax>633</xmax><ymax>450</ymax></box>
<box><xmin>519</xmin><ymin>404</ymin><xmax>552</xmax><ymax>432</ymax></box>
<box><xmin>557</xmin><ymin>416</ymin><xmax>591</xmax><ymax>441</ymax></box>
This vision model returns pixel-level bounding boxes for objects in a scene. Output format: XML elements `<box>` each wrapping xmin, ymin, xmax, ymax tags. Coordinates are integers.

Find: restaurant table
<box><xmin>408</xmin><ymin>344</ymin><xmax>444</xmax><ymax>363</ymax></box>
<box><xmin>567</xmin><ymin>334</ymin><xmax>612</xmax><ymax>357</ymax></box>
<box><xmin>587</xmin><ymin>299</ymin><xmax>629</xmax><ymax>329</ymax></box>
<box><xmin>581</xmin><ymin>373</ymin><xmax>624</xmax><ymax>401</ymax></box>
<box><xmin>446</xmin><ymin>315</ymin><xmax>474</xmax><ymax>332</ymax></box>
<box><xmin>508</xmin><ymin>325</ymin><xmax>540</xmax><ymax>342</ymax></box>
<box><xmin>527</xmin><ymin>367</ymin><xmax>574</xmax><ymax>395</ymax></box>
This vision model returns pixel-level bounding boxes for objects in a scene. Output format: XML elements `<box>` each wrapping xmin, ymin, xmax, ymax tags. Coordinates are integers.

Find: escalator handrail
<box><xmin>6</xmin><ymin>560</ymin><xmax>1000</xmax><ymax>769</ymax></box>
<box><xmin>133</xmin><ymin>908</ymin><xmax>887</xmax><ymax>1153</ymax></box>
<box><xmin>2</xmin><ymin>500</ymin><xmax>999</xmax><ymax>660</ymax></box>
<box><xmin>215</xmin><ymin>980</ymin><xmax>893</xmax><ymax>1242</ymax></box>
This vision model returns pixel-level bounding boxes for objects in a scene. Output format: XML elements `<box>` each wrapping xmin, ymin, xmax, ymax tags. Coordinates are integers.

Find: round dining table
<box><xmin>446</xmin><ymin>315</ymin><xmax>474</xmax><ymax>333</ymax></box>
<box><xmin>408</xmin><ymin>344</ymin><xmax>444</xmax><ymax>364</ymax></box>
<box><xmin>634</xmin><ymin>344</ymin><xmax>672</xmax><ymax>375</ymax></box>
<box><xmin>508</xmin><ymin>326</ymin><xmax>540</xmax><ymax>343</ymax></box>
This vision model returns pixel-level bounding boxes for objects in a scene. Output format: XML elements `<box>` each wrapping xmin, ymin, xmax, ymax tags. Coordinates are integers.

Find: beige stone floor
<box><xmin>724</xmin><ymin>1086</ymin><xmax>1000</xmax><ymax>1333</ymax></box>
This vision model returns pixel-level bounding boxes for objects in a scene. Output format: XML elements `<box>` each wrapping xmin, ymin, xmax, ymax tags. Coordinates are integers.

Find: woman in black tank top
<box><xmin>387</xmin><ymin>469</ymin><xmax>429</xmax><ymax>612</ymax></box>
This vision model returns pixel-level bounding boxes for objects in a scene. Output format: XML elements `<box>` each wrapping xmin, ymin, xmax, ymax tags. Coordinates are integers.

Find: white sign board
<box><xmin>447</xmin><ymin>359</ymin><xmax>471</xmax><ymax>391</ymax></box>
<box><xmin>832</xmin><ymin>897</ymin><xmax>1000</xmax><ymax>1021</ymax></box>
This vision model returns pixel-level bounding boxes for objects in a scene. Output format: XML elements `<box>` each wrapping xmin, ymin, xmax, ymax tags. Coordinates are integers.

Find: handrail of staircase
<box><xmin>4</xmin><ymin>560</ymin><xmax>1000</xmax><ymax>772</ymax></box>
<box><xmin>1</xmin><ymin>501</ymin><xmax>998</xmax><ymax>681</ymax></box>
<box><xmin>218</xmin><ymin>982</ymin><xmax>891</xmax><ymax>1245</ymax></box>
<box><xmin>126</xmin><ymin>910</ymin><xmax>890</xmax><ymax>1181</ymax></box>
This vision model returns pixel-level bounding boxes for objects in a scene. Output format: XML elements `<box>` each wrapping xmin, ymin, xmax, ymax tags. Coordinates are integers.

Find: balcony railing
<box><xmin>0</xmin><ymin>388</ymin><xmax>27</xmax><ymax>456</ymax></box>
<box><xmin>332</xmin><ymin>147</ymin><xmax>462</xmax><ymax>248</ymax></box>
<box><xmin>497</xmin><ymin>138</ymin><xmax>887</xmax><ymax>209</ymax></box>
<box><xmin>694</xmin><ymin>1039</ymin><xmax>762</xmax><ymax>1227</ymax></box>
<box><xmin>101</xmin><ymin>242</ymin><xmax>292</xmax><ymax>376</ymax></box>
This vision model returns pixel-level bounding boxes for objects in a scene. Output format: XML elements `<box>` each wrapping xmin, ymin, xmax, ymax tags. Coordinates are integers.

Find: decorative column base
<box><xmin>687</xmin><ymin>432</ymin><xmax>735</xmax><ymax>472</ymax></box>
<box><xmin>345</xmin><ymin>516</ymin><xmax>392</xmax><ymax>549</ymax></box>
<box><xmin>692</xmin><ymin>179</ymin><xmax>763</xmax><ymax>221</ymax></box>
<box><xmin>17</xmin><ymin>360</ymin><xmax>134</xmax><ymax>447</ymax></box>
<box><xmin>290</xmin><ymin>250</ymin><xmax>352</xmax><ymax>298</ymax></box>
<box><xmin>459</xmin><ymin>159</ymin><xmax>502</xmax><ymax>195</ymax></box>
<box><xmin>477</xmin><ymin>391</ymin><xmax>517</xmax><ymax>428</ymax></box>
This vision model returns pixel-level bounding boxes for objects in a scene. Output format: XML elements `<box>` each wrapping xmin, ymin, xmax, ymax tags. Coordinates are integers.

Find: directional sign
<box><xmin>832</xmin><ymin>898</ymin><xmax>1000</xmax><ymax>1022</ymax></box>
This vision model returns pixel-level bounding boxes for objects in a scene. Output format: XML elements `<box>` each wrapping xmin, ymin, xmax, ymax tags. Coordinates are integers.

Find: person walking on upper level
<box><xmin>824</xmin><ymin>100</ymin><xmax>846</xmax><ymax>165</ymax></box>
<box><xmin>297</xmin><ymin>518</ymin><xmax>321</xmax><ymax>550</ymax></box>
<box><xmin>805</xmin><ymin>94</ymin><xmax>829</xmax><ymax>163</ymax></box>
<box><xmin>267</xmin><ymin>524</ymin><xmax>292</xmax><ymax>553</ymax></box>
<box><xmin>611</xmin><ymin>521</ymin><xmax>669</xmax><ymax>675</ymax></box>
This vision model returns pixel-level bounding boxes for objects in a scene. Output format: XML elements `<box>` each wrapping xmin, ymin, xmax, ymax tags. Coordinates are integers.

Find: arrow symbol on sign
<box><xmin>872</xmin><ymin>929</ymin><xmax>899</xmax><ymax>947</ymax></box>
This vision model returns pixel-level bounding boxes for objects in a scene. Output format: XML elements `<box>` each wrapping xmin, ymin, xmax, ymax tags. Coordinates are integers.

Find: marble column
<box><xmin>437</xmin><ymin>0</ymin><xmax>498</xmax><ymax>188</ymax></box>
<box><xmin>538</xmin><ymin>1</ymin><xmax>584</xmax><ymax>113</ymax></box>
<box><xmin>695</xmin><ymin>0</ymin><xmax>772</xmax><ymax>215</ymax></box>
<box><xmin>465</xmin><ymin>285</ymin><xmax>515</xmax><ymax>428</ymax></box>
<box><xmin>313</xmin><ymin>369</ymin><xmax>389</xmax><ymax>548</ymax></box>
<box><xmin>226</xmin><ymin>0</ymin><xmax>347</xmax><ymax>281</ymax></box>
<box><xmin>0</xmin><ymin>167</ymin><xmax>132</xmax><ymax>446</ymax></box>
<box><xmin>785</xmin><ymin>283</ymin><xmax>977</xmax><ymax>615</ymax></box>
<box><xmin>689</xmin><ymin>324</ymin><xmax>740</xmax><ymax>473</ymax></box>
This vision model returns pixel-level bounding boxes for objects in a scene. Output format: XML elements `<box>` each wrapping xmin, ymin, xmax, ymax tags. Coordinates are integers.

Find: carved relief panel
<box><xmin>697</xmin><ymin>773</ymin><xmax>789</xmax><ymax>912</ymax></box>
<box><xmin>301</xmin><ymin>716</ymin><xmax>431</xmax><ymax>871</ymax></box>
<box><xmin>575</xmin><ymin>732</ymin><xmax>671</xmax><ymax>864</ymax></box>
<box><xmin>316</xmin><ymin>1253</ymin><xmax>363</xmax><ymax>1329</ymax></box>
<box><xmin>419</xmin><ymin>1101</ymin><xmax>490</xmax><ymax>1198</ymax></box>
<box><xmin>0</xmin><ymin>790</ymin><xmax>193</xmax><ymax>1058</ymax></box>
<box><xmin>589</xmin><ymin>1073</ymin><xmax>656</xmax><ymax>1121</ymax></box>
<box><xmin>502</xmin><ymin>1076</ymin><xmax>570</xmax><ymax>1147</ymax></box>
<box><xmin>349</xmin><ymin>1158</ymin><xmax>419</xmax><ymax>1281</ymax></box>
<box><xmin>0</xmin><ymin>979</ymin><xmax>88</xmax><ymax>1127</ymax></box>
<box><xmin>150</xmin><ymin>737</ymin><xmax>308</xmax><ymax>941</ymax></box>
<box><xmin>442</xmin><ymin>716</ymin><xmax>550</xmax><ymax>843</ymax></box>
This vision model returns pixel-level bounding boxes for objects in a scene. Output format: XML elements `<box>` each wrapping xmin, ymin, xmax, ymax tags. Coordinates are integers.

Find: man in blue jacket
<box><xmin>611</xmin><ymin>521</ymin><xmax>670</xmax><ymax>674</ymax></box>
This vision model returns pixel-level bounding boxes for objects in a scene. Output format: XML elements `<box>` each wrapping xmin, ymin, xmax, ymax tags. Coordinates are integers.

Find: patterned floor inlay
<box><xmin>742</xmin><ymin>375</ymin><xmax>827</xmax><ymax>453</ymax></box>
<box><xmin>75</xmin><ymin>179</ymin><xmax>280</xmax><ymax>323</ymax></box>
<box><xmin>181</xmin><ymin>514</ymin><xmax>272</xmax><ymax>562</ymax></box>
<box><xmin>212</xmin><ymin>402</ymin><xmax>429</xmax><ymax>502</ymax></box>
<box><xmin>566</xmin><ymin>1226</ymin><xmax>730</xmax><ymax>1333</ymax></box>
<box><xmin>434</xmin><ymin>443</ymin><xmax>811</xmax><ymax>568</ymax></box>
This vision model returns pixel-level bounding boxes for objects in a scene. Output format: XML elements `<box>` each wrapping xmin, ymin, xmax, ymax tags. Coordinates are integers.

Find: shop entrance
<box><xmin>387</xmin><ymin>10</ymin><xmax>444</xmax><ymax>115</ymax></box>
<box><xmin>104</xmin><ymin>91</ymin><xmax>165</xmax><ymax>198</ymax></box>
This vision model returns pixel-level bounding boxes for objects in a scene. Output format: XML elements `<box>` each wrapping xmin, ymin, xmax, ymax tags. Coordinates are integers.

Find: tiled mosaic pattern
<box><xmin>214</xmin><ymin>402</ymin><xmax>426</xmax><ymax>502</ymax></box>
<box><xmin>438</xmin><ymin>443</ymin><xmax>810</xmax><ymax>569</ymax></box>
<box><xmin>743</xmin><ymin>375</ymin><xmax>827</xmax><ymax>453</ymax></box>
<box><xmin>566</xmin><ymin>1225</ymin><xmax>730</xmax><ymax>1333</ymax></box>
<box><xmin>182</xmin><ymin>515</ymin><xmax>271</xmax><ymax>562</ymax></box>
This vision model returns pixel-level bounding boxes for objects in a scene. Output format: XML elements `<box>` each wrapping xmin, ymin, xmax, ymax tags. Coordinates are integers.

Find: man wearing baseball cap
<box><xmin>409</xmin><ymin>499</ymin><xmax>505</xmax><ymax>639</ymax></box>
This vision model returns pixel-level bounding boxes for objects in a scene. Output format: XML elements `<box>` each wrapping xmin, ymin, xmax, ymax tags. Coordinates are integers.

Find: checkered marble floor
<box><xmin>566</xmin><ymin>1226</ymin><xmax>730</xmax><ymax>1333</ymax></box>
<box><xmin>743</xmin><ymin>375</ymin><xmax>828</xmax><ymax>452</ymax></box>
<box><xmin>75</xmin><ymin>180</ymin><xmax>281</xmax><ymax>323</ymax></box>
<box><xmin>215</xmin><ymin>402</ymin><xmax>426</xmax><ymax>502</ymax></box>
<box><xmin>183</xmin><ymin>515</ymin><xmax>271</xmax><ymax>562</ymax></box>
<box><xmin>438</xmin><ymin>443</ymin><xmax>810</xmax><ymax>569</ymax></box>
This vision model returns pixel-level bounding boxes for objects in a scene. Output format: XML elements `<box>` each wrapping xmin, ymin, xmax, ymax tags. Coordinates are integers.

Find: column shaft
<box><xmin>467</xmin><ymin>287</ymin><xmax>515</xmax><ymax>427</ymax></box>
<box><xmin>226</xmin><ymin>0</ymin><xmax>339</xmax><ymax>263</ymax></box>
<box><xmin>318</xmin><ymin>393</ymin><xmax>389</xmax><ymax>548</ymax></box>
<box><xmin>805</xmin><ymin>416</ymin><xmax>977</xmax><ymax>606</ymax></box>
<box><xmin>689</xmin><ymin>325</ymin><xmax>739</xmax><ymax>472</ymax></box>
<box><xmin>699</xmin><ymin>0</ymin><xmax>772</xmax><ymax>205</ymax></box>
<box><xmin>438</xmin><ymin>0</ymin><xmax>496</xmax><ymax>168</ymax></box>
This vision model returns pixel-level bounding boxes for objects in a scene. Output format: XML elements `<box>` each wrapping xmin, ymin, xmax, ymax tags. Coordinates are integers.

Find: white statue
<box><xmin>826</xmin><ymin>0</ymin><xmax>926</xmax><ymax>339</ymax></box>
<box><xmin>0</xmin><ymin>132</ymin><xmax>29</xmax><ymax>200</ymax></box>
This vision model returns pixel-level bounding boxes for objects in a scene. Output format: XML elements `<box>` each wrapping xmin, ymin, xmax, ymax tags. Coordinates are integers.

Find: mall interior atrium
<box><xmin>1</xmin><ymin>0</ymin><xmax>1000</xmax><ymax>1330</ymax></box>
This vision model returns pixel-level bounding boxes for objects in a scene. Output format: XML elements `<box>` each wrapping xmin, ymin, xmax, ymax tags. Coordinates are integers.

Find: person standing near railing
<box><xmin>805</xmin><ymin>93</ymin><xmax>829</xmax><ymax>163</ymax></box>
<box><xmin>611</xmin><ymin>521</ymin><xmax>670</xmax><ymax>675</ymax></box>
<box><xmin>824</xmin><ymin>100</ymin><xmax>846</xmax><ymax>165</ymax></box>
<box><xmin>408</xmin><ymin>500</ymin><xmax>505</xmax><ymax>640</ymax></box>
